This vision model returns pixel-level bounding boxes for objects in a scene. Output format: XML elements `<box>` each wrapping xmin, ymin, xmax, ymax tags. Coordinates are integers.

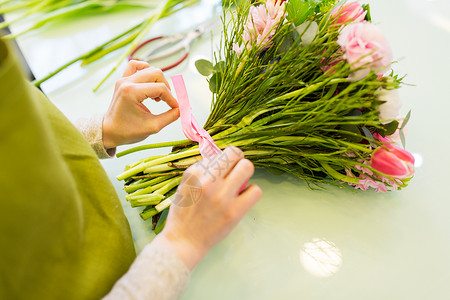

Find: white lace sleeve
<box><xmin>102</xmin><ymin>242</ymin><xmax>191</xmax><ymax>300</ymax></box>
<box><xmin>75</xmin><ymin>115</ymin><xmax>116</xmax><ymax>159</ymax></box>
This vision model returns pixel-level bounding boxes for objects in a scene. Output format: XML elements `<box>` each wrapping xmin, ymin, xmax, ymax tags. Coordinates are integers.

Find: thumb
<box><xmin>148</xmin><ymin>108</ymin><xmax>180</xmax><ymax>132</ymax></box>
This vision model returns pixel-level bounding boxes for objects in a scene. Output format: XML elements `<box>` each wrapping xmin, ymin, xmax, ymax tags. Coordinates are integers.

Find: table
<box><xmin>7</xmin><ymin>0</ymin><xmax>450</xmax><ymax>298</ymax></box>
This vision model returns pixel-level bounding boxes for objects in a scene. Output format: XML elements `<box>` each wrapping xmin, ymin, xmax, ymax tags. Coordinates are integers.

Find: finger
<box><xmin>224</xmin><ymin>158</ymin><xmax>255</xmax><ymax>195</ymax></box>
<box><xmin>123</xmin><ymin>82</ymin><xmax>178</xmax><ymax>108</ymax></box>
<box><xmin>123</xmin><ymin>60</ymin><xmax>150</xmax><ymax>77</ymax></box>
<box><xmin>205</xmin><ymin>146</ymin><xmax>244</xmax><ymax>179</ymax></box>
<box><xmin>146</xmin><ymin>108</ymin><xmax>180</xmax><ymax>133</ymax></box>
<box><xmin>234</xmin><ymin>184</ymin><xmax>262</xmax><ymax>217</ymax></box>
<box><xmin>129</xmin><ymin>67</ymin><xmax>171</xmax><ymax>90</ymax></box>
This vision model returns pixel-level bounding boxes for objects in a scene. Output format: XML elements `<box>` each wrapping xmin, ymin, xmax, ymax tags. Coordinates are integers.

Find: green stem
<box><xmin>168</xmin><ymin>155</ymin><xmax>202</xmax><ymax>169</ymax></box>
<box><xmin>267</xmin><ymin>79</ymin><xmax>347</xmax><ymax>104</ymax></box>
<box><xmin>24</xmin><ymin>1</ymin><xmax>102</xmax><ymax>34</ymax></box>
<box><xmin>32</xmin><ymin>54</ymin><xmax>87</xmax><ymax>87</ymax></box>
<box><xmin>129</xmin><ymin>194</ymin><xmax>165</xmax><ymax>207</ymax></box>
<box><xmin>93</xmin><ymin>0</ymin><xmax>169</xmax><ymax>91</ymax></box>
<box><xmin>117</xmin><ymin>148</ymin><xmax>199</xmax><ymax>181</ymax></box>
<box><xmin>117</xmin><ymin>139</ymin><xmax>191</xmax><ymax>157</ymax></box>
<box><xmin>154</xmin><ymin>176</ymin><xmax>182</xmax><ymax>195</ymax></box>
<box><xmin>0</xmin><ymin>9</ymin><xmax>33</xmax><ymax>29</ymax></box>
<box><xmin>131</xmin><ymin>171</ymin><xmax>184</xmax><ymax>180</ymax></box>
<box><xmin>234</xmin><ymin>60</ymin><xmax>245</xmax><ymax>79</ymax></box>
<box><xmin>124</xmin><ymin>174</ymin><xmax>174</xmax><ymax>193</ymax></box>
<box><xmin>32</xmin><ymin>22</ymin><xmax>142</xmax><ymax>86</ymax></box>
<box><xmin>2</xmin><ymin>0</ymin><xmax>50</xmax><ymax>36</ymax></box>
<box><xmin>155</xmin><ymin>197</ymin><xmax>172</xmax><ymax>212</ymax></box>
<box><xmin>81</xmin><ymin>29</ymin><xmax>140</xmax><ymax>66</ymax></box>
<box><xmin>321</xmin><ymin>162</ymin><xmax>360</xmax><ymax>184</ymax></box>
<box><xmin>0</xmin><ymin>0</ymin><xmax>41</xmax><ymax>14</ymax></box>
<box><xmin>126</xmin><ymin>179</ymin><xmax>171</xmax><ymax>198</ymax></box>
<box><xmin>125</xmin><ymin>154</ymin><xmax>166</xmax><ymax>170</ymax></box>
<box><xmin>144</xmin><ymin>163</ymin><xmax>175</xmax><ymax>174</ymax></box>
<box><xmin>140</xmin><ymin>208</ymin><xmax>158</xmax><ymax>220</ymax></box>
<box><xmin>132</xmin><ymin>176</ymin><xmax>181</xmax><ymax>208</ymax></box>
<box><xmin>267</xmin><ymin>136</ymin><xmax>372</xmax><ymax>153</ymax></box>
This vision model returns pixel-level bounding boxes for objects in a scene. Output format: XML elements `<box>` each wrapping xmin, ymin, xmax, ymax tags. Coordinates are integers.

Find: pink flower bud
<box><xmin>371</xmin><ymin>144</ymin><xmax>415</xmax><ymax>179</ymax></box>
<box><xmin>331</xmin><ymin>2</ymin><xmax>367</xmax><ymax>25</ymax></box>
<box><xmin>233</xmin><ymin>0</ymin><xmax>285</xmax><ymax>56</ymax></box>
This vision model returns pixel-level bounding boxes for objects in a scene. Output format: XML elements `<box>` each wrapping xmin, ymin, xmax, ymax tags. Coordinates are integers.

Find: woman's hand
<box><xmin>102</xmin><ymin>60</ymin><xmax>180</xmax><ymax>149</ymax></box>
<box><xmin>153</xmin><ymin>146</ymin><xmax>262</xmax><ymax>270</ymax></box>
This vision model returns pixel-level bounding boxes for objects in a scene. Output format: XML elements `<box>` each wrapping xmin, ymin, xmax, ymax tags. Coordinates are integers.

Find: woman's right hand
<box><xmin>102</xmin><ymin>60</ymin><xmax>180</xmax><ymax>150</ymax></box>
<box><xmin>152</xmin><ymin>146</ymin><xmax>262</xmax><ymax>270</ymax></box>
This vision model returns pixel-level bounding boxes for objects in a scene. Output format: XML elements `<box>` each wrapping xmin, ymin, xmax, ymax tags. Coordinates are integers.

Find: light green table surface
<box><xmin>8</xmin><ymin>0</ymin><xmax>450</xmax><ymax>298</ymax></box>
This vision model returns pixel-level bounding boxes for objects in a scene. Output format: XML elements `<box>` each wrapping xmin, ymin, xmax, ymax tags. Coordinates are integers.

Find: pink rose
<box><xmin>337</xmin><ymin>22</ymin><xmax>392</xmax><ymax>80</ymax></box>
<box><xmin>371</xmin><ymin>144</ymin><xmax>415</xmax><ymax>180</ymax></box>
<box><xmin>331</xmin><ymin>2</ymin><xmax>367</xmax><ymax>25</ymax></box>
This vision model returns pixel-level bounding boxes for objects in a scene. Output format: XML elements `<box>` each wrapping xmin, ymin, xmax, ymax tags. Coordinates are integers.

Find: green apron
<box><xmin>0</xmin><ymin>39</ymin><xmax>136</xmax><ymax>299</ymax></box>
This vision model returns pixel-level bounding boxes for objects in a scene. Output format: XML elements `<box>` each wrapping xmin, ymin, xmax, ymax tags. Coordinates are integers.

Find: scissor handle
<box><xmin>128</xmin><ymin>36</ymin><xmax>164</xmax><ymax>62</ymax></box>
<box><xmin>160</xmin><ymin>52</ymin><xmax>189</xmax><ymax>72</ymax></box>
<box><xmin>128</xmin><ymin>36</ymin><xmax>189</xmax><ymax>71</ymax></box>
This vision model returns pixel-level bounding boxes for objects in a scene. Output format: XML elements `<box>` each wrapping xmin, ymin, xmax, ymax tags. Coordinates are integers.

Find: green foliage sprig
<box><xmin>0</xmin><ymin>0</ymin><xmax>200</xmax><ymax>90</ymax></box>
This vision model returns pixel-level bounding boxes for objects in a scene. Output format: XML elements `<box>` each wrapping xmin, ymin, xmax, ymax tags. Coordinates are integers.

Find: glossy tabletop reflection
<box><xmin>9</xmin><ymin>0</ymin><xmax>450</xmax><ymax>299</ymax></box>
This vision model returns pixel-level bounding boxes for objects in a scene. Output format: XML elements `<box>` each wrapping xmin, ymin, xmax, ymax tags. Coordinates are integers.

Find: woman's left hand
<box><xmin>102</xmin><ymin>60</ymin><xmax>180</xmax><ymax>149</ymax></box>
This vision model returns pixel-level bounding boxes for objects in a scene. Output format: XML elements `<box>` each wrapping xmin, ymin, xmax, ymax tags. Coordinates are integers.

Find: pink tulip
<box><xmin>331</xmin><ymin>2</ymin><xmax>367</xmax><ymax>25</ymax></box>
<box><xmin>371</xmin><ymin>144</ymin><xmax>415</xmax><ymax>179</ymax></box>
<box><xmin>337</xmin><ymin>22</ymin><xmax>392</xmax><ymax>80</ymax></box>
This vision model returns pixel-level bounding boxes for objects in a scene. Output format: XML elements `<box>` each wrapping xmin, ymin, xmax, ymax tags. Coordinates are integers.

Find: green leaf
<box><xmin>399</xmin><ymin>110</ymin><xmax>411</xmax><ymax>148</ymax></box>
<box><xmin>195</xmin><ymin>59</ymin><xmax>214</xmax><ymax>76</ymax></box>
<box><xmin>296</xmin><ymin>21</ymin><xmax>318</xmax><ymax>46</ymax></box>
<box><xmin>400</xmin><ymin>129</ymin><xmax>406</xmax><ymax>148</ymax></box>
<box><xmin>323</xmin><ymin>83</ymin><xmax>338</xmax><ymax>100</ymax></box>
<box><xmin>286</xmin><ymin>0</ymin><xmax>315</xmax><ymax>26</ymax></box>
<box><xmin>401</xmin><ymin>110</ymin><xmax>411</xmax><ymax>130</ymax></box>
<box><xmin>362</xmin><ymin>126</ymin><xmax>376</xmax><ymax>148</ymax></box>
<box><xmin>277</xmin><ymin>28</ymin><xmax>299</xmax><ymax>54</ymax></box>
<box><xmin>347</xmin><ymin>109</ymin><xmax>363</xmax><ymax>117</ymax></box>
<box><xmin>209</xmin><ymin>72</ymin><xmax>222</xmax><ymax>93</ymax></box>
<box><xmin>340</xmin><ymin>124</ymin><xmax>362</xmax><ymax>142</ymax></box>
<box><xmin>154</xmin><ymin>209</ymin><xmax>169</xmax><ymax>234</ymax></box>
<box><xmin>381</xmin><ymin>120</ymin><xmax>399</xmax><ymax>136</ymax></box>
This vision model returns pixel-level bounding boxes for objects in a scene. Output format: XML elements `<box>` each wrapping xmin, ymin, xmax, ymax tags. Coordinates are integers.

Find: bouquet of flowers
<box><xmin>116</xmin><ymin>0</ymin><xmax>415</xmax><ymax>231</ymax></box>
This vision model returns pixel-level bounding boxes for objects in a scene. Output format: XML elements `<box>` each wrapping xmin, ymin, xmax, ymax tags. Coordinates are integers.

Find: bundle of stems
<box><xmin>0</xmin><ymin>0</ymin><xmax>200</xmax><ymax>90</ymax></box>
<box><xmin>116</xmin><ymin>0</ymin><xmax>408</xmax><ymax>229</ymax></box>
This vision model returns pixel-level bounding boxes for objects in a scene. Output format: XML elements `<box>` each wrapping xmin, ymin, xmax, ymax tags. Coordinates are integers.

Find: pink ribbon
<box><xmin>171</xmin><ymin>75</ymin><xmax>222</xmax><ymax>158</ymax></box>
<box><xmin>171</xmin><ymin>75</ymin><xmax>248</xmax><ymax>193</ymax></box>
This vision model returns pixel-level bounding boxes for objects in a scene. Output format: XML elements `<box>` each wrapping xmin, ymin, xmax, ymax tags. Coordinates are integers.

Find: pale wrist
<box><xmin>102</xmin><ymin>116</ymin><xmax>118</xmax><ymax>149</ymax></box>
<box><xmin>152</xmin><ymin>231</ymin><xmax>207</xmax><ymax>271</ymax></box>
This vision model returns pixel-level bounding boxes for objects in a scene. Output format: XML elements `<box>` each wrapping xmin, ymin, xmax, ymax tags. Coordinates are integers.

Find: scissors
<box><xmin>128</xmin><ymin>19</ymin><xmax>219</xmax><ymax>71</ymax></box>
